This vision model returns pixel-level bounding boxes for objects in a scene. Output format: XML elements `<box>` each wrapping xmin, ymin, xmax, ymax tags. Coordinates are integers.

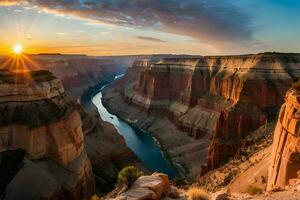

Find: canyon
<box><xmin>0</xmin><ymin>70</ymin><xmax>95</xmax><ymax>199</ymax></box>
<box><xmin>0</xmin><ymin>54</ymin><xmax>144</xmax><ymax>198</ymax></box>
<box><xmin>1</xmin><ymin>52</ymin><xmax>300</xmax><ymax>200</ymax></box>
<box><xmin>102</xmin><ymin>53</ymin><xmax>300</xmax><ymax>178</ymax></box>
<box><xmin>103</xmin><ymin>54</ymin><xmax>300</xmax><ymax>200</ymax></box>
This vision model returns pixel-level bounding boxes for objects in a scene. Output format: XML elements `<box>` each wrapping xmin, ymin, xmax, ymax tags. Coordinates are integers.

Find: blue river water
<box><xmin>92</xmin><ymin>75</ymin><xmax>176</xmax><ymax>178</ymax></box>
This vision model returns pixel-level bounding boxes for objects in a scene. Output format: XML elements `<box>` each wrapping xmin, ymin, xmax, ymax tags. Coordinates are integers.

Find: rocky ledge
<box><xmin>107</xmin><ymin>173</ymin><xmax>182</xmax><ymax>200</ymax></box>
<box><xmin>0</xmin><ymin>70</ymin><xmax>95</xmax><ymax>200</ymax></box>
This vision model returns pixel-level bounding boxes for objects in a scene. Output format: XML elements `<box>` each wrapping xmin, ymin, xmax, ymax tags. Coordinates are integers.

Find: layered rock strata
<box><xmin>103</xmin><ymin>53</ymin><xmax>300</xmax><ymax>177</ymax></box>
<box><xmin>267</xmin><ymin>83</ymin><xmax>300</xmax><ymax>191</ymax></box>
<box><xmin>78</xmin><ymin>105</ymin><xmax>145</xmax><ymax>193</ymax></box>
<box><xmin>0</xmin><ymin>70</ymin><xmax>95</xmax><ymax>199</ymax></box>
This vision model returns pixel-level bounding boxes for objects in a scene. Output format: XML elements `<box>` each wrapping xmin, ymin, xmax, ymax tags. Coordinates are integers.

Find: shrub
<box><xmin>187</xmin><ymin>187</ymin><xmax>210</xmax><ymax>200</ymax></box>
<box><xmin>91</xmin><ymin>194</ymin><xmax>100</xmax><ymax>200</ymax></box>
<box><xmin>90</xmin><ymin>194</ymin><xmax>101</xmax><ymax>200</ymax></box>
<box><xmin>117</xmin><ymin>166</ymin><xmax>143</xmax><ymax>188</ymax></box>
<box><xmin>292</xmin><ymin>80</ymin><xmax>300</xmax><ymax>91</ymax></box>
<box><xmin>245</xmin><ymin>185</ymin><xmax>263</xmax><ymax>195</ymax></box>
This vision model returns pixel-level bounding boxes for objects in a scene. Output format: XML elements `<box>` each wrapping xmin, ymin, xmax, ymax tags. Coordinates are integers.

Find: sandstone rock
<box><xmin>134</xmin><ymin>173</ymin><xmax>169</xmax><ymax>199</ymax></box>
<box><xmin>115</xmin><ymin>173</ymin><xmax>172</xmax><ymax>200</ymax></box>
<box><xmin>211</xmin><ymin>189</ymin><xmax>228</xmax><ymax>200</ymax></box>
<box><xmin>104</xmin><ymin>53</ymin><xmax>300</xmax><ymax>177</ymax></box>
<box><xmin>0</xmin><ymin>70</ymin><xmax>95</xmax><ymax>200</ymax></box>
<box><xmin>166</xmin><ymin>186</ymin><xmax>180</xmax><ymax>199</ymax></box>
<box><xmin>267</xmin><ymin>85</ymin><xmax>300</xmax><ymax>191</ymax></box>
<box><xmin>118</xmin><ymin>186</ymin><xmax>158</xmax><ymax>200</ymax></box>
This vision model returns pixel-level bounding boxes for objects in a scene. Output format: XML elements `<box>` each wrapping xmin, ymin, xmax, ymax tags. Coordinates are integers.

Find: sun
<box><xmin>13</xmin><ymin>44</ymin><xmax>23</xmax><ymax>54</ymax></box>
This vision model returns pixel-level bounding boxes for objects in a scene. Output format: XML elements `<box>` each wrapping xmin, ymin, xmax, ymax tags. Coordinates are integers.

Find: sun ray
<box><xmin>22</xmin><ymin>54</ymin><xmax>41</xmax><ymax>70</ymax></box>
<box><xmin>0</xmin><ymin>56</ymin><xmax>14</xmax><ymax>69</ymax></box>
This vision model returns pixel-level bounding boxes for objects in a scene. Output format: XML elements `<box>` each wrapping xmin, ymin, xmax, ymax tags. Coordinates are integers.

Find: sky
<box><xmin>0</xmin><ymin>0</ymin><xmax>299</xmax><ymax>56</ymax></box>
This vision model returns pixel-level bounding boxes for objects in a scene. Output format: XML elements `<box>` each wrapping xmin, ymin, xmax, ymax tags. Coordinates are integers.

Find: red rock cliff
<box><xmin>267</xmin><ymin>83</ymin><xmax>300</xmax><ymax>191</ymax></box>
<box><xmin>120</xmin><ymin>53</ymin><xmax>300</xmax><ymax>172</ymax></box>
<box><xmin>0</xmin><ymin>70</ymin><xmax>95</xmax><ymax>200</ymax></box>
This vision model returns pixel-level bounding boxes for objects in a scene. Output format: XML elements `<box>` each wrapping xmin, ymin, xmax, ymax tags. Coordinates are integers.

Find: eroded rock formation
<box><xmin>108</xmin><ymin>173</ymin><xmax>181</xmax><ymax>200</ymax></box>
<box><xmin>0</xmin><ymin>70</ymin><xmax>95</xmax><ymax>199</ymax></box>
<box><xmin>103</xmin><ymin>53</ymin><xmax>300</xmax><ymax>176</ymax></box>
<box><xmin>267</xmin><ymin>82</ymin><xmax>300</xmax><ymax>191</ymax></box>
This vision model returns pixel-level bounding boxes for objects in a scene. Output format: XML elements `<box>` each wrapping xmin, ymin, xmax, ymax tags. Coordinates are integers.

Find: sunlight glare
<box><xmin>13</xmin><ymin>44</ymin><xmax>23</xmax><ymax>54</ymax></box>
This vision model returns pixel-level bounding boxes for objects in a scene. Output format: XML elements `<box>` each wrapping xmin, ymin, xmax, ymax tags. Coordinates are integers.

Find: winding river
<box><xmin>92</xmin><ymin>75</ymin><xmax>176</xmax><ymax>178</ymax></box>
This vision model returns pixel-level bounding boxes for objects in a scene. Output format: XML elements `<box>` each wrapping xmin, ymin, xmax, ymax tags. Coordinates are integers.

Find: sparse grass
<box><xmin>222</xmin><ymin>170</ymin><xmax>236</xmax><ymax>185</ymax></box>
<box><xmin>187</xmin><ymin>187</ymin><xmax>210</xmax><ymax>200</ymax></box>
<box><xmin>245</xmin><ymin>185</ymin><xmax>263</xmax><ymax>195</ymax></box>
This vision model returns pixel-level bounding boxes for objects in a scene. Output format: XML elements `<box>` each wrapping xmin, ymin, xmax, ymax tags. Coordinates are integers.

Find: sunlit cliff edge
<box><xmin>102</xmin><ymin>52</ymin><xmax>300</xmax><ymax>178</ymax></box>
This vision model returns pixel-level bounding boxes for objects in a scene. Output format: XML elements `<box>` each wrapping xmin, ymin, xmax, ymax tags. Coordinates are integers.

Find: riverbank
<box><xmin>101</xmin><ymin>81</ymin><xmax>211</xmax><ymax>179</ymax></box>
<box><xmin>92</xmin><ymin>79</ymin><xmax>177</xmax><ymax>179</ymax></box>
<box><xmin>77</xmin><ymin>75</ymin><xmax>145</xmax><ymax>194</ymax></box>
<box><xmin>101</xmin><ymin>98</ymin><xmax>179</xmax><ymax>178</ymax></box>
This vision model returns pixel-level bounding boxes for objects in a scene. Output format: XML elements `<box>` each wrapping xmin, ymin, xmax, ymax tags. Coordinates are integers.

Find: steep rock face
<box><xmin>0</xmin><ymin>70</ymin><xmax>95</xmax><ymax>200</ymax></box>
<box><xmin>267</xmin><ymin>84</ymin><xmax>300</xmax><ymax>191</ymax></box>
<box><xmin>79</xmin><ymin>107</ymin><xmax>145</xmax><ymax>194</ymax></box>
<box><xmin>42</xmin><ymin>58</ymin><xmax>125</xmax><ymax>100</ymax></box>
<box><xmin>114</xmin><ymin>53</ymin><xmax>300</xmax><ymax>174</ymax></box>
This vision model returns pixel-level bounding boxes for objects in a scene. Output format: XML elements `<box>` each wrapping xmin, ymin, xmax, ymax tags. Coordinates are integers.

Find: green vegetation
<box><xmin>117</xmin><ymin>166</ymin><xmax>143</xmax><ymax>188</ymax></box>
<box><xmin>187</xmin><ymin>187</ymin><xmax>210</xmax><ymax>200</ymax></box>
<box><xmin>245</xmin><ymin>185</ymin><xmax>263</xmax><ymax>195</ymax></box>
<box><xmin>223</xmin><ymin>170</ymin><xmax>237</xmax><ymax>185</ymax></box>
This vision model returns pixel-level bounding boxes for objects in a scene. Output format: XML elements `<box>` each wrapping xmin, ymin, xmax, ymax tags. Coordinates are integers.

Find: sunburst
<box><xmin>0</xmin><ymin>44</ymin><xmax>40</xmax><ymax>73</ymax></box>
<box><xmin>13</xmin><ymin>44</ymin><xmax>23</xmax><ymax>54</ymax></box>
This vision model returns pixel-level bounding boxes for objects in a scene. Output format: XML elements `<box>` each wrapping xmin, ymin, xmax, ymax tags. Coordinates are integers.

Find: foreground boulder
<box><xmin>115</xmin><ymin>173</ymin><xmax>179</xmax><ymax>200</ymax></box>
<box><xmin>267</xmin><ymin>83</ymin><xmax>300</xmax><ymax>191</ymax></box>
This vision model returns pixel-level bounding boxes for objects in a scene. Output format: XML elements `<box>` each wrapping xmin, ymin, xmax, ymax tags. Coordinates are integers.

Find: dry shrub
<box><xmin>245</xmin><ymin>185</ymin><xmax>263</xmax><ymax>195</ymax></box>
<box><xmin>292</xmin><ymin>80</ymin><xmax>300</xmax><ymax>91</ymax></box>
<box><xmin>90</xmin><ymin>194</ymin><xmax>101</xmax><ymax>200</ymax></box>
<box><xmin>187</xmin><ymin>187</ymin><xmax>210</xmax><ymax>200</ymax></box>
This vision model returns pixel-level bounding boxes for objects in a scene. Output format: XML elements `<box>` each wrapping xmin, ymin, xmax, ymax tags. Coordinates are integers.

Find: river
<box><xmin>92</xmin><ymin>75</ymin><xmax>176</xmax><ymax>178</ymax></box>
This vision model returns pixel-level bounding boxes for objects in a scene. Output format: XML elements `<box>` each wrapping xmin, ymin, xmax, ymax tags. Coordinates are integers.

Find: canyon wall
<box><xmin>267</xmin><ymin>82</ymin><xmax>300</xmax><ymax>191</ymax></box>
<box><xmin>104</xmin><ymin>53</ymin><xmax>300</xmax><ymax>176</ymax></box>
<box><xmin>0</xmin><ymin>54</ymin><xmax>131</xmax><ymax>101</ymax></box>
<box><xmin>35</xmin><ymin>55</ymin><xmax>147</xmax><ymax>193</ymax></box>
<box><xmin>0</xmin><ymin>70</ymin><xmax>95</xmax><ymax>200</ymax></box>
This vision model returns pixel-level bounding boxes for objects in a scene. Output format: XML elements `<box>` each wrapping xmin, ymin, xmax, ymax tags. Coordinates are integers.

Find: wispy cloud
<box><xmin>0</xmin><ymin>0</ymin><xmax>254</xmax><ymax>47</ymax></box>
<box><xmin>74</xmin><ymin>30</ymin><xmax>85</xmax><ymax>33</ymax></box>
<box><xmin>13</xmin><ymin>9</ymin><xmax>22</xmax><ymax>12</ymax></box>
<box><xmin>56</xmin><ymin>32</ymin><xmax>68</xmax><ymax>36</ymax></box>
<box><xmin>136</xmin><ymin>36</ymin><xmax>166</xmax><ymax>43</ymax></box>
